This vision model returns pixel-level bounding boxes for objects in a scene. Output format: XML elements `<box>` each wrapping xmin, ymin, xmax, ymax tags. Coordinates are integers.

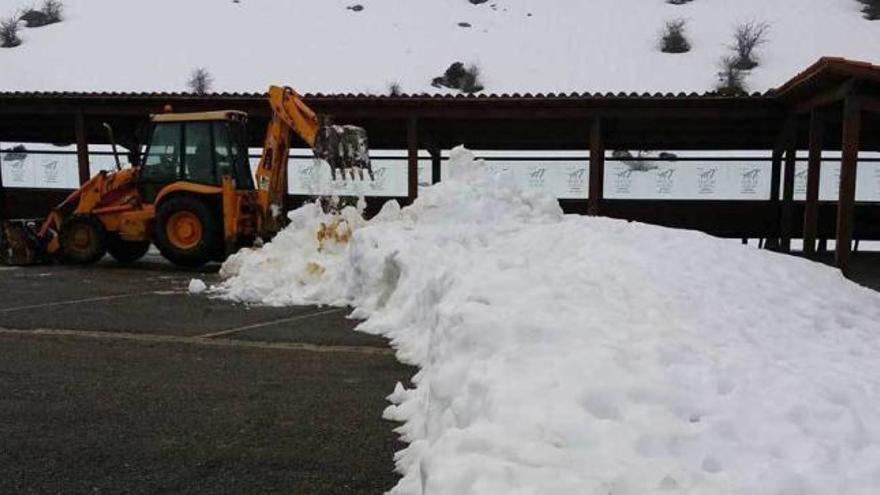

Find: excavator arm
<box><xmin>253</xmin><ymin>86</ymin><xmax>372</xmax><ymax>232</ymax></box>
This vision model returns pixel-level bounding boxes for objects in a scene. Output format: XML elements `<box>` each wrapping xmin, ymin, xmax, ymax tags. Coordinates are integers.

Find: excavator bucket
<box><xmin>0</xmin><ymin>220</ymin><xmax>48</xmax><ymax>265</ymax></box>
<box><xmin>313</xmin><ymin>125</ymin><xmax>373</xmax><ymax>181</ymax></box>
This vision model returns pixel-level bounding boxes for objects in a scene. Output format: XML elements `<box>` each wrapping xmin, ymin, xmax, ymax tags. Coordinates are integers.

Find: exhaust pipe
<box><xmin>103</xmin><ymin>122</ymin><xmax>122</xmax><ymax>171</ymax></box>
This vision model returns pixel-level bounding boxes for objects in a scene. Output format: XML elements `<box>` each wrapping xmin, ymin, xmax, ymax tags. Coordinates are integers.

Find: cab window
<box><xmin>228</xmin><ymin>122</ymin><xmax>255</xmax><ymax>190</ymax></box>
<box><xmin>141</xmin><ymin>123</ymin><xmax>182</xmax><ymax>182</ymax></box>
<box><xmin>183</xmin><ymin>122</ymin><xmax>216</xmax><ymax>184</ymax></box>
<box><xmin>212</xmin><ymin>122</ymin><xmax>235</xmax><ymax>181</ymax></box>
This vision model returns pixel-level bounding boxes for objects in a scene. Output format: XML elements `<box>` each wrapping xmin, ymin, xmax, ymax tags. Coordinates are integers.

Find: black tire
<box><xmin>106</xmin><ymin>235</ymin><xmax>151</xmax><ymax>263</ymax></box>
<box><xmin>153</xmin><ymin>196</ymin><xmax>221</xmax><ymax>267</ymax></box>
<box><xmin>59</xmin><ymin>216</ymin><xmax>107</xmax><ymax>264</ymax></box>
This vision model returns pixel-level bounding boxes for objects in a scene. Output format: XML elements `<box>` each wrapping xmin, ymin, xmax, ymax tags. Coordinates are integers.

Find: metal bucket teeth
<box><xmin>314</xmin><ymin>124</ymin><xmax>373</xmax><ymax>181</ymax></box>
<box><xmin>1</xmin><ymin>220</ymin><xmax>46</xmax><ymax>266</ymax></box>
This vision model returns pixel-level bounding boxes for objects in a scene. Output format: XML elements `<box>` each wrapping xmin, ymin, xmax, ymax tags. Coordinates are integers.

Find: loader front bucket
<box><xmin>0</xmin><ymin>220</ymin><xmax>48</xmax><ymax>265</ymax></box>
<box><xmin>314</xmin><ymin>124</ymin><xmax>373</xmax><ymax>181</ymax></box>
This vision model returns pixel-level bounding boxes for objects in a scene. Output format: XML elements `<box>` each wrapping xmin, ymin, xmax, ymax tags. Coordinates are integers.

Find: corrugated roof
<box><xmin>13</xmin><ymin>57</ymin><xmax>880</xmax><ymax>104</ymax></box>
<box><xmin>0</xmin><ymin>89</ymin><xmax>770</xmax><ymax>100</ymax></box>
<box><xmin>772</xmin><ymin>56</ymin><xmax>880</xmax><ymax>98</ymax></box>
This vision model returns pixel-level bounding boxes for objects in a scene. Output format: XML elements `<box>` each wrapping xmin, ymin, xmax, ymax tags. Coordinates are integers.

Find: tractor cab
<box><xmin>139</xmin><ymin>111</ymin><xmax>254</xmax><ymax>202</ymax></box>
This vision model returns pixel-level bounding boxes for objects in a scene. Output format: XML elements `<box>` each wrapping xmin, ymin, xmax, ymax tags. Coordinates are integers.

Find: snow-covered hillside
<box><xmin>216</xmin><ymin>148</ymin><xmax>880</xmax><ymax>494</ymax></box>
<box><xmin>1</xmin><ymin>0</ymin><xmax>879</xmax><ymax>94</ymax></box>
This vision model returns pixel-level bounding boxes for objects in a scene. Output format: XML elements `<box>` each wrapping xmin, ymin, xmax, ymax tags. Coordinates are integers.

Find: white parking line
<box><xmin>0</xmin><ymin>327</ymin><xmax>393</xmax><ymax>356</ymax></box>
<box><xmin>0</xmin><ymin>291</ymin><xmax>175</xmax><ymax>314</ymax></box>
<box><xmin>197</xmin><ymin>308</ymin><xmax>347</xmax><ymax>339</ymax></box>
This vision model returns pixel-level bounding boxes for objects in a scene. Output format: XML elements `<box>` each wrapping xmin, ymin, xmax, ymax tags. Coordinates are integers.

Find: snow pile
<box><xmin>3</xmin><ymin>0</ymin><xmax>880</xmax><ymax>94</ymax></box>
<box><xmin>218</xmin><ymin>147</ymin><xmax>880</xmax><ymax>494</ymax></box>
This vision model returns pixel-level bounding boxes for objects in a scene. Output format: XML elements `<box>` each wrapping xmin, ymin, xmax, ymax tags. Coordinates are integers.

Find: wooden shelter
<box><xmin>1</xmin><ymin>57</ymin><xmax>879</xmax><ymax>275</ymax></box>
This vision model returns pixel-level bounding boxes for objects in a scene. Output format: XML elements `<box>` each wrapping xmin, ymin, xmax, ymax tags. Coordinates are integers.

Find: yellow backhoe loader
<box><xmin>0</xmin><ymin>86</ymin><xmax>372</xmax><ymax>267</ymax></box>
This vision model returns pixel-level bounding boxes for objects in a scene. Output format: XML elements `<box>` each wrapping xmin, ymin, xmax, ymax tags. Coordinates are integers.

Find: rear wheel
<box><xmin>106</xmin><ymin>235</ymin><xmax>151</xmax><ymax>263</ymax></box>
<box><xmin>59</xmin><ymin>216</ymin><xmax>107</xmax><ymax>264</ymax></box>
<box><xmin>153</xmin><ymin>196</ymin><xmax>220</xmax><ymax>267</ymax></box>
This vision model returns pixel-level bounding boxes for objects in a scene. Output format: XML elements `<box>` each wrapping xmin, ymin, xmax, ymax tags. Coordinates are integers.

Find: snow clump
<box><xmin>187</xmin><ymin>278</ymin><xmax>207</xmax><ymax>294</ymax></box>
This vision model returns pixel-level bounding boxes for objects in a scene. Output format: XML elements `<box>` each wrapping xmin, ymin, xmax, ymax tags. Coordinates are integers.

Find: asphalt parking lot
<box><xmin>1</xmin><ymin>249</ymin><xmax>877</xmax><ymax>495</ymax></box>
<box><xmin>0</xmin><ymin>252</ymin><xmax>411</xmax><ymax>494</ymax></box>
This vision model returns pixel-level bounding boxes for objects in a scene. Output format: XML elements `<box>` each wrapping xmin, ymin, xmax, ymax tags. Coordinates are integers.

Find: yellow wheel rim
<box><xmin>166</xmin><ymin>211</ymin><xmax>203</xmax><ymax>250</ymax></box>
<box><xmin>71</xmin><ymin>224</ymin><xmax>94</xmax><ymax>251</ymax></box>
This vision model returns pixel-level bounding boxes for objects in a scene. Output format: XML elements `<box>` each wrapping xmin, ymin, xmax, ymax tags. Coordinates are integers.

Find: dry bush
<box><xmin>716</xmin><ymin>56</ymin><xmax>747</xmax><ymax>96</ymax></box>
<box><xmin>187</xmin><ymin>67</ymin><xmax>213</xmax><ymax>95</ymax></box>
<box><xmin>387</xmin><ymin>81</ymin><xmax>403</xmax><ymax>96</ymax></box>
<box><xmin>20</xmin><ymin>1</ymin><xmax>63</xmax><ymax>27</ymax></box>
<box><xmin>431</xmin><ymin>62</ymin><xmax>484</xmax><ymax>93</ymax></box>
<box><xmin>858</xmin><ymin>0</ymin><xmax>880</xmax><ymax>19</ymax></box>
<box><xmin>729</xmin><ymin>21</ymin><xmax>769</xmax><ymax>70</ymax></box>
<box><xmin>659</xmin><ymin>18</ymin><xmax>690</xmax><ymax>53</ymax></box>
<box><xmin>0</xmin><ymin>17</ymin><xmax>21</xmax><ymax>47</ymax></box>
<box><xmin>42</xmin><ymin>0</ymin><xmax>63</xmax><ymax>23</ymax></box>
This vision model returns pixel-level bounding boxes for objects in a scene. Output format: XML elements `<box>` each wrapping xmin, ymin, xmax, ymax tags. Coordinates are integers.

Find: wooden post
<box><xmin>766</xmin><ymin>148</ymin><xmax>783</xmax><ymax>250</ymax></box>
<box><xmin>780</xmin><ymin>135</ymin><xmax>797</xmax><ymax>253</ymax></box>
<box><xmin>835</xmin><ymin>96</ymin><xmax>862</xmax><ymax>275</ymax></box>
<box><xmin>407</xmin><ymin>117</ymin><xmax>418</xmax><ymax>202</ymax></box>
<box><xmin>0</xmin><ymin>143</ymin><xmax>5</xmax><ymax>220</ymax></box>
<box><xmin>429</xmin><ymin>147</ymin><xmax>442</xmax><ymax>184</ymax></box>
<box><xmin>75</xmin><ymin>112</ymin><xmax>91</xmax><ymax>185</ymax></box>
<box><xmin>587</xmin><ymin>117</ymin><xmax>604</xmax><ymax>216</ymax></box>
<box><xmin>803</xmin><ymin>109</ymin><xmax>824</xmax><ymax>255</ymax></box>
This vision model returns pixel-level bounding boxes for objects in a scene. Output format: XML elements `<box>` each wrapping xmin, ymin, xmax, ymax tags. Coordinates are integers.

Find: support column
<box><xmin>780</xmin><ymin>136</ymin><xmax>797</xmax><ymax>253</ymax></box>
<box><xmin>836</xmin><ymin>96</ymin><xmax>862</xmax><ymax>275</ymax></box>
<box><xmin>803</xmin><ymin>109</ymin><xmax>824</xmax><ymax>255</ymax></box>
<box><xmin>587</xmin><ymin>117</ymin><xmax>604</xmax><ymax>216</ymax></box>
<box><xmin>407</xmin><ymin>116</ymin><xmax>418</xmax><ymax>202</ymax></box>
<box><xmin>766</xmin><ymin>148</ymin><xmax>783</xmax><ymax>250</ymax></box>
<box><xmin>75</xmin><ymin>111</ymin><xmax>90</xmax><ymax>185</ymax></box>
<box><xmin>429</xmin><ymin>147</ymin><xmax>442</xmax><ymax>184</ymax></box>
<box><xmin>0</xmin><ymin>143</ymin><xmax>5</xmax><ymax>220</ymax></box>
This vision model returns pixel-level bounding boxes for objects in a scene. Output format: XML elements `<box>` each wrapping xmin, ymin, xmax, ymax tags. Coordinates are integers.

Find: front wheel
<box><xmin>153</xmin><ymin>196</ymin><xmax>221</xmax><ymax>267</ymax></box>
<box><xmin>59</xmin><ymin>216</ymin><xmax>107</xmax><ymax>264</ymax></box>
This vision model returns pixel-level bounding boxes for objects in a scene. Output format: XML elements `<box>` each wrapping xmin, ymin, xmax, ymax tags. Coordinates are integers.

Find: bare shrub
<box><xmin>716</xmin><ymin>56</ymin><xmax>747</xmax><ymax>96</ymax></box>
<box><xmin>42</xmin><ymin>0</ymin><xmax>63</xmax><ymax>23</ymax></box>
<box><xmin>20</xmin><ymin>1</ymin><xmax>63</xmax><ymax>27</ymax></box>
<box><xmin>459</xmin><ymin>64</ymin><xmax>483</xmax><ymax>93</ymax></box>
<box><xmin>431</xmin><ymin>62</ymin><xmax>484</xmax><ymax>93</ymax></box>
<box><xmin>0</xmin><ymin>17</ymin><xmax>21</xmax><ymax>47</ymax></box>
<box><xmin>729</xmin><ymin>21</ymin><xmax>769</xmax><ymax>70</ymax></box>
<box><xmin>387</xmin><ymin>81</ymin><xmax>403</xmax><ymax>96</ymax></box>
<box><xmin>659</xmin><ymin>19</ymin><xmax>690</xmax><ymax>53</ymax></box>
<box><xmin>858</xmin><ymin>0</ymin><xmax>880</xmax><ymax>19</ymax></box>
<box><xmin>187</xmin><ymin>67</ymin><xmax>213</xmax><ymax>95</ymax></box>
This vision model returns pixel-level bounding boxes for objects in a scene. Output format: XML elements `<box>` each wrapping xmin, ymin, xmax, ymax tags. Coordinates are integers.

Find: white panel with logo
<box><xmin>604</xmin><ymin>158</ymin><xmax>773</xmax><ymax>200</ymax></box>
<box><xmin>5</xmin><ymin>145</ymin><xmax>880</xmax><ymax>202</ymax></box>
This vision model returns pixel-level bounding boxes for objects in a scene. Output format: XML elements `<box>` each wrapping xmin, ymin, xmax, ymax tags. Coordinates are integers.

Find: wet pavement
<box><xmin>0</xmin><ymin>252</ymin><xmax>411</xmax><ymax>494</ymax></box>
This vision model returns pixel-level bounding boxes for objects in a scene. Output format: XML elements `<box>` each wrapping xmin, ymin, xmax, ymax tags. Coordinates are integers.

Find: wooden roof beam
<box><xmin>791</xmin><ymin>79</ymin><xmax>854</xmax><ymax>115</ymax></box>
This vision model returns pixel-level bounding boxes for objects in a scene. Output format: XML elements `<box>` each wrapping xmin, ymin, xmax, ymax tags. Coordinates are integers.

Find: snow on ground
<box><xmin>217</xmin><ymin>147</ymin><xmax>880</xmax><ymax>494</ymax></box>
<box><xmin>1</xmin><ymin>0</ymin><xmax>880</xmax><ymax>94</ymax></box>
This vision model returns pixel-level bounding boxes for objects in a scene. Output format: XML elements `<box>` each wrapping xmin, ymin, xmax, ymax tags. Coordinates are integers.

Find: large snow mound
<box><xmin>217</xmin><ymin>147</ymin><xmax>880</xmax><ymax>494</ymax></box>
<box><xmin>2</xmin><ymin>0</ymin><xmax>880</xmax><ymax>94</ymax></box>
